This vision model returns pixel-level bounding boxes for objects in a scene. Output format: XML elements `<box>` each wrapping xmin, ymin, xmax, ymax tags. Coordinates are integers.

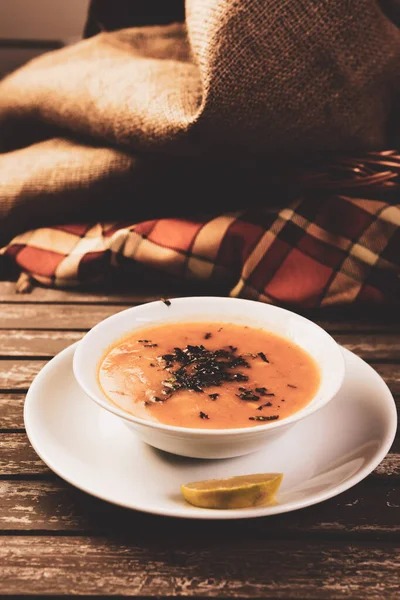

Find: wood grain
<box><xmin>1</xmin><ymin>536</ymin><xmax>399</xmax><ymax>598</ymax></box>
<box><xmin>0</xmin><ymin>303</ymin><xmax>126</xmax><ymax>330</ymax></box>
<box><xmin>0</xmin><ymin>330</ymin><xmax>399</xmax><ymax>360</ymax></box>
<box><xmin>0</xmin><ymin>434</ymin><xmax>50</xmax><ymax>475</ymax></box>
<box><xmin>0</xmin><ymin>301</ymin><xmax>399</xmax><ymax>333</ymax></box>
<box><xmin>0</xmin><ymin>361</ymin><xmax>46</xmax><ymax>390</ymax></box>
<box><xmin>0</xmin><ymin>394</ymin><xmax>25</xmax><ymax>429</ymax></box>
<box><xmin>0</xmin><ymin>285</ymin><xmax>399</xmax><ymax>599</ymax></box>
<box><xmin>0</xmin><ymin>330</ymin><xmax>82</xmax><ymax>357</ymax></box>
<box><xmin>0</xmin><ymin>479</ymin><xmax>399</xmax><ymax>536</ymax></box>
<box><xmin>0</xmin><ymin>281</ymin><xmax>179</xmax><ymax>304</ymax></box>
<box><xmin>0</xmin><ymin>281</ymin><xmax>398</xmax><ymax>324</ymax></box>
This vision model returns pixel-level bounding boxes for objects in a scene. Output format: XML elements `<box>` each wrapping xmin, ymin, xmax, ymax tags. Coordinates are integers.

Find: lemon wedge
<box><xmin>181</xmin><ymin>473</ymin><xmax>283</xmax><ymax>509</ymax></box>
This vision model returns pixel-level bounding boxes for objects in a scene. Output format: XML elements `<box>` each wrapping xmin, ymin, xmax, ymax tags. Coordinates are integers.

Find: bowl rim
<box><xmin>73</xmin><ymin>296</ymin><xmax>346</xmax><ymax>436</ymax></box>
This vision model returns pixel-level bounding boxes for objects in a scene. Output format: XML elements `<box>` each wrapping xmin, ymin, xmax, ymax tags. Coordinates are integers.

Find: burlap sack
<box><xmin>0</xmin><ymin>0</ymin><xmax>399</xmax><ymax>245</ymax></box>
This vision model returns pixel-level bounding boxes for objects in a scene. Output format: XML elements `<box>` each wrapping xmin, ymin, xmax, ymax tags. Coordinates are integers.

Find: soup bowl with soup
<box><xmin>73</xmin><ymin>297</ymin><xmax>345</xmax><ymax>459</ymax></box>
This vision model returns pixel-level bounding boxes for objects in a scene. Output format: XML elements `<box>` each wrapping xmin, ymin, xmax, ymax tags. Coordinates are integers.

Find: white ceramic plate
<box><xmin>24</xmin><ymin>343</ymin><xmax>397</xmax><ymax>519</ymax></box>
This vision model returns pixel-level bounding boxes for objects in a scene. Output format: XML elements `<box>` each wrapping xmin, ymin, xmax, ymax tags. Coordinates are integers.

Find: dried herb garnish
<box><xmin>236</xmin><ymin>390</ymin><xmax>260</xmax><ymax>401</ymax></box>
<box><xmin>249</xmin><ymin>415</ymin><xmax>279</xmax><ymax>421</ymax></box>
<box><xmin>144</xmin><ymin>343</ymin><xmax>158</xmax><ymax>348</ymax></box>
<box><xmin>162</xmin><ymin>298</ymin><xmax>171</xmax><ymax>306</ymax></box>
<box><xmin>209</xmin><ymin>393</ymin><xmax>219</xmax><ymax>400</ymax></box>
<box><xmin>199</xmin><ymin>411</ymin><xmax>209</xmax><ymax>419</ymax></box>
<box><xmin>287</xmin><ymin>384</ymin><xmax>297</xmax><ymax>388</ymax></box>
<box><xmin>258</xmin><ymin>352</ymin><xmax>269</xmax><ymax>363</ymax></box>
<box><xmin>204</xmin><ymin>332</ymin><xmax>212</xmax><ymax>339</ymax></box>
<box><xmin>138</xmin><ymin>339</ymin><xmax>150</xmax><ymax>343</ymax></box>
<box><xmin>231</xmin><ymin>373</ymin><xmax>249</xmax><ymax>381</ymax></box>
<box><xmin>257</xmin><ymin>402</ymin><xmax>272</xmax><ymax>410</ymax></box>
<box><xmin>149</xmin><ymin>363</ymin><xmax>156</xmax><ymax>367</ymax></box>
<box><xmin>255</xmin><ymin>387</ymin><xmax>268</xmax><ymax>395</ymax></box>
<box><xmin>237</xmin><ymin>387</ymin><xmax>274</xmax><ymax>401</ymax></box>
<box><xmin>218</xmin><ymin>327</ymin><xmax>223</xmax><ymax>332</ymax></box>
<box><xmin>156</xmin><ymin>344</ymin><xmax>251</xmax><ymax>397</ymax></box>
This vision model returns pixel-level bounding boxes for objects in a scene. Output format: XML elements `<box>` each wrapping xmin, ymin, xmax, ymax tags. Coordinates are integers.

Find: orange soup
<box><xmin>98</xmin><ymin>322</ymin><xmax>320</xmax><ymax>429</ymax></box>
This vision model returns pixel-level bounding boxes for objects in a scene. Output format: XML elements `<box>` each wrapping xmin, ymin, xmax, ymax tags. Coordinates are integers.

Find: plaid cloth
<box><xmin>2</xmin><ymin>192</ymin><xmax>399</xmax><ymax>307</ymax></box>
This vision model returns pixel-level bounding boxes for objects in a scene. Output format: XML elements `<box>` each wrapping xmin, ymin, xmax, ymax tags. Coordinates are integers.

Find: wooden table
<box><xmin>1</xmin><ymin>280</ymin><xmax>399</xmax><ymax>599</ymax></box>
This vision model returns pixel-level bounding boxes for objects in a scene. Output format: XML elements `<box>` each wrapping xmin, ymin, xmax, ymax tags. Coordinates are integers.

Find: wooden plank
<box><xmin>0</xmin><ymin>394</ymin><xmax>25</xmax><ymax>429</ymax></box>
<box><xmin>374</xmin><ymin>454</ymin><xmax>400</xmax><ymax>477</ymax></box>
<box><xmin>6</xmin><ymin>360</ymin><xmax>400</xmax><ymax>395</ymax></box>
<box><xmin>336</xmin><ymin>334</ymin><xmax>400</xmax><ymax>361</ymax></box>
<box><xmin>0</xmin><ymin>434</ymin><xmax>50</xmax><ymax>476</ymax></box>
<box><xmin>0</xmin><ymin>479</ymin><xmax>399</xmax><ymax>536</ymax></box>
<box><xmin>0</xmin><ymin>330</ymin><xmax>83</xmax><ymax>357</ymax></box>
<box><xmin>1</xmin><ymin>433</ymin><xmax>398</xmax><ymax>478</ymax></box>
<box><xmin>1</xmin><ymin>536</ymin><xmax>398</xmax><ymax>598</ymax></box>
<box><xmin>0</xmin><ymin>281</ymin><xmax>179</xmax><ymax>304</ymax></box>
<box><xmin>0</xmin><ymin>361</ymin><xmax>46</xmax><ymax>390</ymax></box>
<box><xmin>0</xmin><ymin>281</ymin><xmax>398</xmax><ymax>326</ymax></box>
<box><xmin>0</xmin><ymin>304</ymin><xmax>126</xmax><ymax>330</ymax></box>
<box><xmin>0</xmin><ymin>330</ymin><xmax>399</xmax><ymax>360</ymax></box>
<box><xmin>0</xmin><ymin>297</ymin><xmax>398</xmax><ymax>333</ymax></box>
<box><xmin>372</xmin><ymin>364</ymin><xmax>400</xmax><ymax>395</ymax></box>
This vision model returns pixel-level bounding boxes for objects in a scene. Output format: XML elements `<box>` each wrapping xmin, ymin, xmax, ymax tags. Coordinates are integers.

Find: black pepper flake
<box><xmin>258</xmin><ymin>352</ymin><xmax>269</xmax><ymax>363</ymax></box>
<box><xmin>149</xmin><ymin>363</ymin><xmax>156</xmax><ymax>367</ymax></box>
<box><xmin>152</xmin><ymin>396</ymin><xmax>163</xmax><ymax>402</ymax></box>
<box><xmin>162</xmin><ymin>298</ymin><xmax>171</xmax><ymax>306</ymax></box>
<box><xmin>257</xmin><ymin>402</ymin><xmax>273</xmax><ymax>410</ymax></box>
<box><xmin>231</xmin><ymin>373</ymin><xmax>249</xmax><ymax>381</ymax></box>
<box><xmin>208</xmin><ymin>393</ymin><xmax>219</xmax><ymax>400</ymax></box>
<box><xmin>249</xmin><ymin>415</ymin><xmax>279</xmax><ymax>421</ymax></box>
<box><xmin>144</xmin><ymin>343</ymin><xmax>158</xmax><ymax>348</ymax></box>
<box><xmin>204</xmin><ymin>332</ymin><xmax>212</xmax><ymax>339</ymax></box>
<box><xmin>138</xmin><ymin>339</ymin><xmax>150</xmax><ymax>343</ymax></box>
<box><xmin>236</xmin><ymin>391</ymin><xmax>260</xmax><ymax>401</ymax></box>
<box><xmin>287</xmin><ymin>384</ymin><xmax>297</xmax><ymax>388</ymax></box>
<box><xmin>282</xmin><ymin>399</ymin><xmax>286</xmax><ymax>402</ymax></box>
<box><xmin>255</xmin><ymin>387</ymin><xmax>267</xmax><ymax>395</ymax></box>
<box><xmin>199</xmin><ymin>411</ymin><xmax>209</xmax><ymax>419</ymax></box>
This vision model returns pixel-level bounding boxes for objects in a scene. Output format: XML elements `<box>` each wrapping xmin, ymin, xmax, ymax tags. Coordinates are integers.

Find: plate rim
<box><xmin>24</xmin><ymin>342</ymin><xmax>398</xmax><ymax>520</ymax></box>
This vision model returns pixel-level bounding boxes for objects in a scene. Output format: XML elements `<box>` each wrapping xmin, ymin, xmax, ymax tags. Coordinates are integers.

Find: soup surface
<box><xmin>98</xmin><ymin>322</ymin><xmax>320</xmax><ymax>429</ymax></box>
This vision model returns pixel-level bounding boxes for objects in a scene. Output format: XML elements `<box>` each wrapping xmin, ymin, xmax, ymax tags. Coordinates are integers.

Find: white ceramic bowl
<box><xmin>73</xmin><ymin>297</ymin><xmax>345</xmax><ymax>459</ymax></box>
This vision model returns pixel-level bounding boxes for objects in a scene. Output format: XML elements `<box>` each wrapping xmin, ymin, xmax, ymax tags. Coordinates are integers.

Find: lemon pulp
<box><xmin>181</xmin><ymin>473</ymin><xmax>283</xmax><ymax>509</ymax></box>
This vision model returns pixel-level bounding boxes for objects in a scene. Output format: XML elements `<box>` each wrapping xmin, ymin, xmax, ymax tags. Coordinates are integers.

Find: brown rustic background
<box><xmin>0</xmin><ymin>0</ymin><xmax>88</xmax><ymax>78</ymax></box>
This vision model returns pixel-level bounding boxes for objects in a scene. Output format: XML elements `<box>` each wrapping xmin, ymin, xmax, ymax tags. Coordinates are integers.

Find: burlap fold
<box><xmin>1</xmin><ymin>0</ymin><xmax>400</xmax><ymax>244</ymax></box>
